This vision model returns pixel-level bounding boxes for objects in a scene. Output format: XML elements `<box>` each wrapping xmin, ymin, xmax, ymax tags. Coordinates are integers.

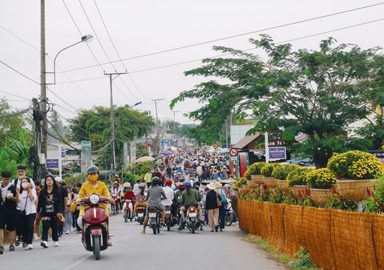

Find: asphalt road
<box><xmin>0</xmin><ymin>214</ymin><xmax>287</xmax><ymax>270</ymax></box>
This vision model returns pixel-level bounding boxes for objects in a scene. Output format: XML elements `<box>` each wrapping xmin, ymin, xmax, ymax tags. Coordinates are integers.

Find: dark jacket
<box><xmin>205</xmin><ymin>190</ymin><xmax>219</xmax><ymax>210</ymax></box>
<box><xmin>37</xmin><ymin>189</ymin><xmax>63</xmax><ymax>216</ymax></box>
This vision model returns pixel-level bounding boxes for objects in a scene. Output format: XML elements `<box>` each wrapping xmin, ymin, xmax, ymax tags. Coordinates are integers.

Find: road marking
<box><xmin>63</xmin><ymin>256</ymin><xmax>90</xmax><ymax>270</ymax></box>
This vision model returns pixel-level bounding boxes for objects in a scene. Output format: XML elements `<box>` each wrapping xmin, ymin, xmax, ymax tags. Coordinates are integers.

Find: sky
<box><xmin>1</xmin><ymin>0</ymin><xmax>383</xmax><ymax>125</ymax></box>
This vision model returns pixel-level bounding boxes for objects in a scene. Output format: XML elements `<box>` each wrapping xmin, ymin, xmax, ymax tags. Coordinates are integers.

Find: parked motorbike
<box><xmin>225</xmin><ymin>202</ymin><xmax>237</xmax><ymax>226</ymax></box>
<box><xmin>81</xmin><ymin>194</ymin><xmax>110</xmax><ymax>260</ymax></box>
<box><xmin>123</xmin><ymin>200</ymin><xmax>134</xmax><ymax>222</ymax></box>
<box><xmin>135</xmin><ymin>202</ymin><xmax>146</xmax><ymax>225</ymax></box>
<box><xmin>148</xmin><ymin>206</ymin><xmax>161</xmax><ymax>235</ymax></box>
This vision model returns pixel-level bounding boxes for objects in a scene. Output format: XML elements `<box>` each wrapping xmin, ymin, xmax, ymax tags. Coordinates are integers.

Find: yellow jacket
<box><xmin>79</xmin><ymin>181</ymin><xmax>110</xmax><ymax>216</ymax></box>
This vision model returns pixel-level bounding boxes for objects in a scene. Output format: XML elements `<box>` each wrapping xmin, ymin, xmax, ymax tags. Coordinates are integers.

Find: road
<box><xmin>1</xmin><ymin>214</ymin><xmax>286</xmax><ymax>270</ymax></box>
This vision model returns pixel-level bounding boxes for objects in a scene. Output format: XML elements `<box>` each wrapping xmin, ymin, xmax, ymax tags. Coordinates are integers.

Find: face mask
<box><xmin>22</xmin><ymin>183</ymin><xmax>29</xmax><ymax>189</ymax></box>
<box><xmin>88</xmin><ymin>175</ymin><xmax>98</xmax><ymax>182</ymax></box>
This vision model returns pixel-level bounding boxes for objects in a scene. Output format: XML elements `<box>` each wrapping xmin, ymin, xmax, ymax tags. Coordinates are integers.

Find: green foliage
<box><xmin>70</xmin><ymin>106</ymin><xmax>154</xmax><ymax>170</ymax></box>
<box><xmin>172</xmin><ymin>36</ymin><xmax>381</xmax><ymax>166</ymax></box>
<box><xmin>289</xmin><ymin>247</ymin><xmax>317</xmax><ymax>270</ymax></box>
<box><xmin>306</xmin><ymin>168</ymin><xmax>336</xmax><ymax>189</ymax></box>
<box><xmin>244</xmin><ymin>162</ymin><xmax>266</xmax><ymax>180</ymax></box>
<box><xmin>325</xmin><ymin>194</ymin><xmax>358</xmax><ymax>211</ymax></box>
<box><xmin>271</xmin><ymin>164</ymin><xmax>300</xmax><ymax>180</ymax></box>
<box><xmin>327</xmin><ymin>150</ymin><xmax>383</xmax><ymax>179</ymax></box>
<box><xmin>261</xmin><ymin>163</ymin><xmax>280</xmax><ymax>177</ymax></box>
<box><xmin>363</xmin><ymin>177</ymin><xmax>384</xmax><ymax>213</ymax></box>
<box><xmin>287</xmin><ymin>168</ymin><xmax>314</xmax><ymax>187</ymax></box>
<box><xmin>233</xmin><ymin>177</ymin><xmax>247</xmax><ymax>190</ymax></box>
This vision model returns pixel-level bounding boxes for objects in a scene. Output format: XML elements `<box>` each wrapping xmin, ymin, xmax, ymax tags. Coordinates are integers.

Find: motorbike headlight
<box><xmin>89</xmin><ymin>194</ymin><xmax>100</xmax><ymax>204</ymax></box>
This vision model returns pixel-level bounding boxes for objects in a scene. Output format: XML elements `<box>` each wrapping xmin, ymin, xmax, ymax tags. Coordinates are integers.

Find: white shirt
<box><xmin>18</xmin><ymin>189</ymin><xmax>37</xmax><ymax>215</ymax></box>
<box><xmin>1</xmin><ymin>182</ymin><xmax>14</xmax><ymax>202</ymax></box>
<box><xmin>161</xmin><ymin>186</ymin><xmax>174</xmax><ymax>207</ymax></box>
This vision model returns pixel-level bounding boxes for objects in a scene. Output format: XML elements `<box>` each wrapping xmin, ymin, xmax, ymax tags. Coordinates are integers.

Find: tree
<box><xmin>172</xmin><ymin>36</ymin><xmax>380</xmax><ymax>167</ymax></box>
<box><xmin>70</xmin><ymin>105</ymin><xmax>155</xmax><ymax>170</ymax></box>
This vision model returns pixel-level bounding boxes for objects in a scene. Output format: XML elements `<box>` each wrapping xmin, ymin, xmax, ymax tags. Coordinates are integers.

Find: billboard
<box><xmin>268</xmin><ymin>147</ymin><xmax>287</xmax><ymax>161</ymax></box>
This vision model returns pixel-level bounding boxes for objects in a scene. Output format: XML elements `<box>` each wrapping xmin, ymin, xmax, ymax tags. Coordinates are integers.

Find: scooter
<box><xmin>225</xmin><ymin>201</ymin><xmax>237</xmax><ymax>226</ymax></box>
<box><xmin>164</xmin><ymin>205</ymin><xmax>176</xmax><ymax>231</ymax></box>
<box><xmin>123</xmin><ymin>200</ymin><xmax>134</xmax><ymax>222</ymax></box>
<box><xmin>148</xmin><ymin>206</ymin><xmax>161</xmax><ymax>235</ymax></box>
<box><xmin>135</xmin><ymin>202</ymin><xmax>146</xmax><ymax>225</ymax></box>
<box><xmin>185</xmin><ymin>206</ymin><xmax>200</xmax><ymax>234</ymax></box>
<box><xmin>111</xmin><ymin>195</ymin><xmax>120</xmax><ymax>215</ymax></box>
<box><xmin>81</xmin><ymin>194</ymin><xmax>110</xmax><ymax>260</ymax></box>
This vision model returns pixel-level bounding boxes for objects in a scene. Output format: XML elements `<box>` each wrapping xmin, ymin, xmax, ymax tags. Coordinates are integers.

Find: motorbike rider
<box><xmin>77</xmin><ymin>166</ymin><xmax>114</xmax><ymax>245</ymax></box>
<box><xmin>162</xmin><ymin>180</ymin><xmax>175</xmax><ymax>219</ymax></box>
<box><xmin>141</xmin><ymin>177</ymin><xmax>167</xmax><ymax>234</ymax></box>
<box><xmin>123</xmin><ymin>185</ymin><xmax>136</xmax><ymax>216</ymax></box>
<box><xmin>179</xmin><ymin>181</ymin><xmax>202</xmax><ymax>230</ymax></box>
<box><xmin>134</xmin><ymin>182</ymin><xmax>147</xmax><ymax>216</ymax></box>
<box><xmin>110</xmin><ymin>181</ymin><xmax>122</xmax><ymax>212</ymax></box>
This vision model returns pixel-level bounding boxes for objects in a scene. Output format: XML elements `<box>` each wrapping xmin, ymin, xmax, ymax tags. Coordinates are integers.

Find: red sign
<box><xmin>229</xmin><ymin>147</ymin><xmax>239</xmax><ymax>157</ymax></box>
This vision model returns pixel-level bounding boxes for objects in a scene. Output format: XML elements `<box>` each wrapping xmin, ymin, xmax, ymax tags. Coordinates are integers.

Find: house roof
<box><xmin>233</xmin><ymin>133</ymin><xmax>261</xmax><ymax>149</ymax></box>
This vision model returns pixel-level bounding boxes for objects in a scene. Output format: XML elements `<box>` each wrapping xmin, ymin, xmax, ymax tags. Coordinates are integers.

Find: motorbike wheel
<box><xmin>139</xmin><ymin>218</ymin><xmax>143</xmax><ymax>225</ymax></box>
<box><xmin>191</xmin><ymin>221</ymin><xmax>195</xmax><ymax>234</ymax></box>
<box><xmin>152</xmin><ymin>226</ymin><xmax>157</xmax><ymax>235</ymax></box>
<box><xmin>93</xmin><ymin>235</ymin><xmax>101</xmax><ymax>260</ymax></box>
<box><xmin>225</xmin><ymin>213</ymin><xmax>233</xmax><ymax>227</ymax></box>
<box><xmin>124</xmin><ymin>215</ymin><xmax>128</xmax><ymax>223</ymax></box>
<box><xmin>167</xmin><ymin>224</ymin><xmax>170</xmax><ymax>231</ymax></box>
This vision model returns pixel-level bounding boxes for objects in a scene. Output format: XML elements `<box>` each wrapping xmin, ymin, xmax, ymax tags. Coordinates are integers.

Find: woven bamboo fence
<box><xmin>238</xmin><ymin>199</ymin><xmax>384</xmax><ymax>270</ymax></box>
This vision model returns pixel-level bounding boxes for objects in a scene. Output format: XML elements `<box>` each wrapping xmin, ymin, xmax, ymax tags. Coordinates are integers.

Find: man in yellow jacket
<box><xmin>77</xmin><ymin>166</ymin><xmax>114</xmax><ymax>244</ymax></box>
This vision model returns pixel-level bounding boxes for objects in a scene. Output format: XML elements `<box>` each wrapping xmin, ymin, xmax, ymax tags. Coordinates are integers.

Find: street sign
<box><xmin>46</xmin><ymin>159</ymin><xmax>59</xmax><ymax>169</ymax></box>
<box><xmin>268</xmin><ymin>147</ymin><xmax>287</xmax><ymax>161</ymax></box>
<box><xmin>231</xmin><ymin>156</ymin><xmax>238</xmax><ymax>161</ymax></box>
<box><xmin>229</xmin><ymin>147</ymin><xmax>239</xmax><ymax>157</ymax></box>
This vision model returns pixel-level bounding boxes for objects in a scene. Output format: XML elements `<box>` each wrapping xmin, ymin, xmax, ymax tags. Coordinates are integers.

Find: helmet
<box><xmin>152</xmin><ymin>177</ymin><xmax>160</xmax><ymax>186</ymax></box>
<box><xmin>184</xmin><ymin>181</ymin><xmax>192</xmax><ymax>188</ymax></box>
<box><xmin>165</xmin><ymin>179</ymin><xmax>173</xmax><ymax>187</ymax></box>
<box><xmin>87</xmin><ymin>165</ymin><xmax>99</xmax><ymax>174</ymax></box>
<box><xmin>178</xmin><ymin>182</ymin><xmax>185</xmax><ymax>189</ymax></box>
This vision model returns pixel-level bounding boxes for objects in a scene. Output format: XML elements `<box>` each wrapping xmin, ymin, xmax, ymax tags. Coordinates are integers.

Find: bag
<box><xmin>69</xmin><ymin>201</ymin><xmax>77</xmax><ymax>213</ymax></box>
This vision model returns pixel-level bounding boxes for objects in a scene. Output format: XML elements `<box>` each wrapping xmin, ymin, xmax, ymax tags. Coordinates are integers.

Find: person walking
<box><xmin>17</xmin><ymin>177</ymin><xmax>37</xmax><ymax>250</ymax></box>
<box><xmin>205</xmin><ymin>182</ymin><xmax>220</xmax><ymax>232</ymax></box>
<box><xmin>37</xmin><ymin>175</ymin><xmax>63</xmax><ymax>248</ymax></box>
<box><xmin>215</xmin><ymin>181</ymin><xmax>227</xmax><ymax>231</ymax></box>
<box><xmin>63</xmin><ymin>186</ymin><xmax>73</xmax><ymax>234</ymax></box>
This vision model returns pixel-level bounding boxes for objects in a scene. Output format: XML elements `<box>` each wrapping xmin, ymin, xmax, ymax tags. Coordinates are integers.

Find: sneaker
<box><xmin>15</xmin><ymin>238</ymin><xmax>20</xmax><ymax>246</ymax></box>
<box><xmin>0</xmin><ymin>246</ymin><xmax>4</xmax><ymax>254</ymax></box>
<box><xmin>22</xmin><ymin>242</ymin><xmax>27</xmax><ymax>248</ymax></box>
<box><xmin>9</xmin><ymin>245</ymin><xmax>15</xmax><ymax>251</ymax></box>
<box><xmin>40</xmin><ymin>241</ymin><xmax>48</xmax><ymax>248</ymax></box>
<box><xmin>25</xmin><ymin>244</ymin><xmax>33</xmax><ymax>250</ymax></box>
<box><xmin>53</xmin><ymin>242</ymin><xmax>59</xmax><ymax>247</ymax></box>
<box><xmin>65</xmin><ymin>230</ymin><xmax>69</xmax><ymax>235</ymax></box>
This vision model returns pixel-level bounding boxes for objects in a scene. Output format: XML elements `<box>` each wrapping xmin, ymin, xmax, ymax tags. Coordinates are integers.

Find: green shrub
<box><xmin>306</xmin><ymin>168</ymin><xmax>336</xmax><ymax>189</ymax></box>
<box><xmin>233</xmin><ymin>177</ymin><xmax>247</xmax><ymax>190</ymax></box>
<box><xmin>261</xmin><ymin>163</ymin><xmax>281</xmax><ymax>177</ymax></box>
<box><xmin>327</xmin><ymin>150</ymin><xmax>383</xmax><ymax>179</ymax></box>
<box><xmin>271</xmin><ymin>164</ymin><xmax>300</xmax><ymax>180</ymax></box>
<box><xmin>286</xmin><ymin>168</ymin><xmax>314</xmax><ymax>187</ymax></box>
<box><xmin>363</xmin><ymin>177</ymin><xmax>384</xmax><ymax>213</ymax></box>
<box><xmin>244</xmin><ymin>162</ymin><xmax>266</xmax><ymax>180</ymax></box>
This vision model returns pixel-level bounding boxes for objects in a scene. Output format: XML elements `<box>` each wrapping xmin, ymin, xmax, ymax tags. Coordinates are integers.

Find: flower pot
<box><xmin>336</xmin><ymin>179</ymin><xmax>379</xmax><ymax>201</ymax></box>
<box><xmin>251</xmin><ymin>175</ymin><xmax>265</xmax><ymax>184</ymax></box>
<box><xmin>277</xmin><ymin>180</ymin><xmax>289</xmax><ymax>191</ymax></box>
<box><xmin>310</xmin><ymin>188</ymin><xmax>332</xmax><ymax>205</ymax></box>
<box><xmin>290</xmin><ymin>185</ymin><xmax>308</xmax><ymax>198</ymax></box>
<box><xmin>262</xmin><ymin>177</ymin><xmax>278</xmax><ymax>187</ymax></box>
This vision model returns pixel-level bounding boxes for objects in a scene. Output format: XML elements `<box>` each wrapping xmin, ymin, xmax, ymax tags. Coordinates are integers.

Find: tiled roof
<box><xmin>233</xmin><ymin>133</ymin><xmax>260</xmax><ymax>149</ymax></box>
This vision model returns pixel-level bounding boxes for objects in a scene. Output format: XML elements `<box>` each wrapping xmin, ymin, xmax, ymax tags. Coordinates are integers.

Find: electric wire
<box><xmin>0</xmin><ymin>89</ymin><xmax>32</xmax><ymax>101</ymax></box>
<box><xmin>59</xmin><ymin>1</ymin><xmax>384</xmax><ymax>73</ymax></box>
<box><xmin>0</xmin><ymin>59</ymin><xmax>40</xmax><ymax>85</ymax></box>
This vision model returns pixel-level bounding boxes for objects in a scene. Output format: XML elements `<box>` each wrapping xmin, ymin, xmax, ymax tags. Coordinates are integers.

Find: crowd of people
<box><xmin>0</xmin><ymin>148</ymin><xmax>237</xmax><ymax>254</ymax></box>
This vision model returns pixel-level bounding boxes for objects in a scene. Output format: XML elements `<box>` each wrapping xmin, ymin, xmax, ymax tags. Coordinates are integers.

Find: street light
<box><xmin>47</xmin><ymin>34</ymin><xmax>93</xmax><ymax>85</ymax></box>
<box><xmin>132</xmin><ymin>101</ymin><xmax>142</xmax><ymax>107</ymax></box>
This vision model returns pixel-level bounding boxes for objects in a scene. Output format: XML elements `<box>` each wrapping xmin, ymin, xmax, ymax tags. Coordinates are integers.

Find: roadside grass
<box><xmin>244</xmin><ymin>235</ymin><xmax>318</xmax><ymax>270</ymax></box>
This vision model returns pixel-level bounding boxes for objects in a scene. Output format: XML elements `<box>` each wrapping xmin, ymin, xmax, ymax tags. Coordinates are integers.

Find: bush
<box><xmin>286</xmin><ymin>168</ymin><xmax>314</xmax><ymax>187</ymax></box>
<box><xmin>272</xmin><ymin>164</ymin><xmax>300</xmax><ymax>180</ymax></box>
<box><xmin>244</xmin><ymin>162</ymin><xmax>266</xmax><ymax>180</ymax></box>
<box><xmin>363</xmin><ymin>177</ymin><xmax>384</xmax><ymax>213</ymax></box>
<box><xmin>233</xmin><ymin>177</ymin><xmax>247</xmax><ymax>190</ymax></box>
<box><xmin>327</xmin><ymin>150</ymin><xmax>383</xmax><ymax>179</ymax></box>
<box><xmin>261</xmin><ymin>163</ymin><xmax>281</xmax><ymax>177</ymax></box>
<box><xmin>306</xmin><ymin>168</ymin><xmax>336</xmax><ymax>189</ymax></box>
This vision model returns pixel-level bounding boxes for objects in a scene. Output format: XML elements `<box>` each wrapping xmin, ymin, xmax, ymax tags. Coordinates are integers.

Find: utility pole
<box><xmin>152</xmin><ymin>98</ymin><xmax>164</xmax><ymax>153</ymax></box>
<box><xmin>32</xmin><ymin>98</ymin><xmax>43</xmax><ymax>181</ymax></box>
<box><xmin>172</xmin><ymin>110</ymin><xmax>180</xmax><ymax>144</ymax></box>
<box><xmin>105</xmin><ymin>71</ymin><xmax>127</xmax><ymax>176</ymax></box>
<box><xmin>40</xmin><ymin>0</ymin><xmax>48</xmax><ymax>159</ymax></box>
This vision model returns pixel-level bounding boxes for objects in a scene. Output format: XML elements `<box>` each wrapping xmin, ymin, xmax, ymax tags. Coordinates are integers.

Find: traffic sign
<box><xmin>229</xmin><ymin>147</ymin><xmax>239</xmax><ymax>157</ymax></box>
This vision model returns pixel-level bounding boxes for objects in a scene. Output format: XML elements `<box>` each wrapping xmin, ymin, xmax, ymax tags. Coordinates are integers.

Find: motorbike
<box><xmin>81</xmin><ymin>194</ymin><xmax>110</xmax><ymax>260</ymax></box>
<box><xmin>111</xmin><ymin>195</ymin><xmax>120</xmax><ymax>215</ymax></box>
<box><xmin>135</xmin><ymin>202</ymin><xmax>146</xmax><ymax>225</ymax></box>
<box><xmin>185</xmin><ymin>206</ymin><xmax>200</xmax><ymax>234</ymax></box>
<box><xmin>123</xmin><ymin>200</ymin><xmax>134</xmax><ymax>222</ymax></box>
<box><xmin>225</xmin><ymin>201</ymin><xmax>237</xmax><ymax>227</ymax></box>
<box><xmin>148</xmin><ymin>206</ymin><xmax>161</xmax><ymax>235</ymax></box>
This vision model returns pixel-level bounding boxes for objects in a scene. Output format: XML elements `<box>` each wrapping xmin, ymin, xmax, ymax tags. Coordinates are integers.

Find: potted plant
<box><xmin>271</xmin><ymin>164</ymin><xmax>300</xmax><ymax>191</ymax></box>
<box><xmin>327</xmin><ymin>150</ymin><xmax>383</xmax><ymax>201</ymax></box>
<box><xmin>244</xmin><ymin>162</ymin><xmax>266</xmax><ymax>184</ymax></box>
<box><xmin>287</xmin><ymin>167</ymin><xmax>313</xmax><ymax>198</ymax></box>
<box><xmin>306</xmin><ymin>168</ymin><xmax>336</xmax><ymax>205</ymax></box>
<box><xmin>260</xmin><ymin>163</ymin><xmax>281</xmax><ymax>187</ymax></box>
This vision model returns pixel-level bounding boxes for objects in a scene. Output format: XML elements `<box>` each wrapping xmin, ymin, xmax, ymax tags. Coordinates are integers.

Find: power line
<box><xmin>0</xmin><ymin>89</ymin><xmax>32</xmax><ymax>101</ymax></box>
<box><xmin>59</xmin><ymin>1</ymin><xmax>384</xmax><ymax>73</ymax></box>
<box><xmin>0</xmin><ymin>59</ymin><xmax>40</xmax><ymax>85</ymax></box>
<box><xmin>78</xmin><ymin>0</ymin><xmax>117</xmax><ymax>71</ymax></box>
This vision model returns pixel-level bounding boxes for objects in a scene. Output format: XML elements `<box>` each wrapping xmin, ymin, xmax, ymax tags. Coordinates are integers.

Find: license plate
<box><xmin>165</xmin><ymin>210</ymin><xmax>171</xmax><ymax>215</ymax></box>
<box><xmin>149</xmin><ymin>212</ymin><xmax>157</xmax><ymax>218</ymax></box>
<box><xmin>138</xmin><ymin>213</ymin><xmax>144</xmax><ymax>217</ymax></box>
<box><xmin>189</xmin><ymin>212</ymin><xmax>197</xmax><ymax>217</ymax></box>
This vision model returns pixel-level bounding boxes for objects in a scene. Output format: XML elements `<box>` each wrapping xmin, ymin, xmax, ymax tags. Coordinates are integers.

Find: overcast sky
<box><xmin>1</xmin><ymin>0</ymin><xmax>383</xmax><ymax>124</ymax></box>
